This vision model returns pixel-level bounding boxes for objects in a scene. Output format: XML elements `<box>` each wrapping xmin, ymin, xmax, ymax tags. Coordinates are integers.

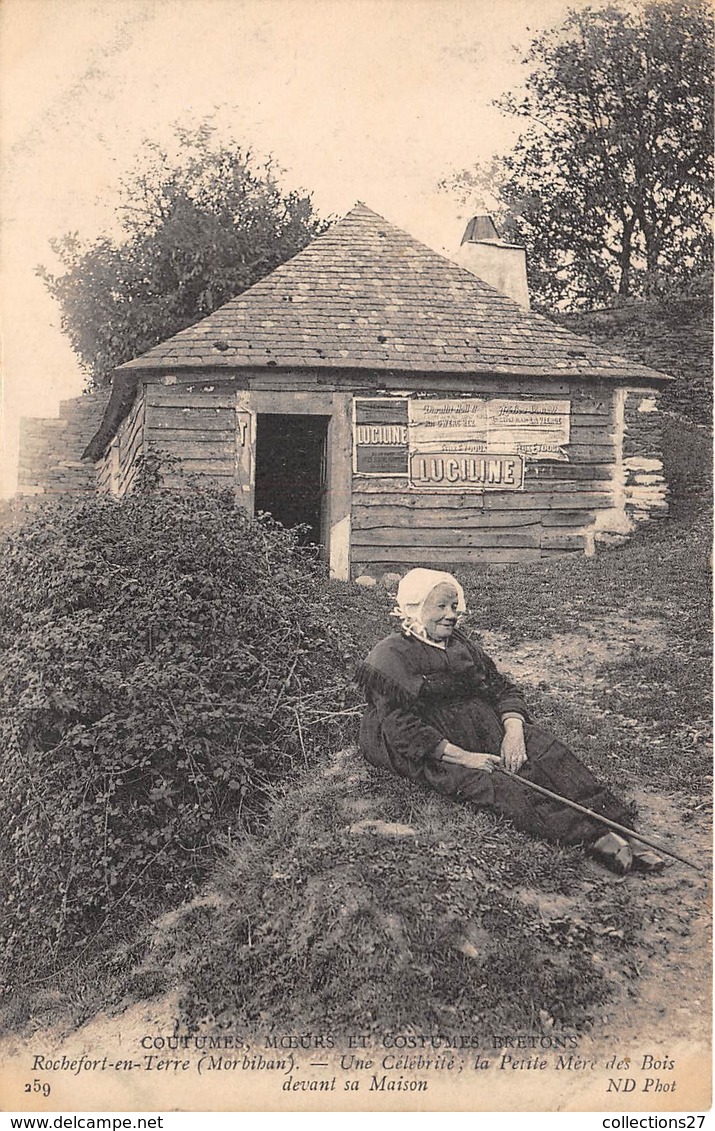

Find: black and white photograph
<box><xmin>0</xmin><ymin>0</ymin><xmax>712</xmax><ymax>1118</ymax></box>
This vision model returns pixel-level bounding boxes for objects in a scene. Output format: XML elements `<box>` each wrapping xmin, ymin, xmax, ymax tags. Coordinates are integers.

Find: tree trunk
<box><xmin>617</xmin><ymin>217</ymin><xmax>635</xmax><ymax>297</ymax></box>
<box><xmin>644</xmin><ymin>227</ymin><xmax>660</xmax><ymax>276</ymax></box>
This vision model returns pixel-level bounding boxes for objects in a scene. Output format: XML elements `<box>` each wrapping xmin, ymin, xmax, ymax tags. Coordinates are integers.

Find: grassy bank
<box><xmin>137</xmin><ymin>494</ymin><xmax>709</xmax><ymax>1035</ymax></box>
<box><xmin>1</xmin><ymin>419</ymin><xmax>711</xmax><ymax>1039</ymax></box>
<box><xmin>131</xmin><ymin>754</ymin><xmax>640</xmax><ymax>1036</ymax></box>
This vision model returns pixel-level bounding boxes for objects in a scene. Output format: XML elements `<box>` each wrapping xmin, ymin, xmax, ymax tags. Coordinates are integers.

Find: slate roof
<box><xmin>117</xmin><ymin>204</ymin><xmax>669</xmax><ymax>383</ymax></box>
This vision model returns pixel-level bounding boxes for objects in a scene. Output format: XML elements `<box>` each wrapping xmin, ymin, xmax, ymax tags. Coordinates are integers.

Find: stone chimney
<box><xmin>454</xmin><ymin>214</ymin><xmax>530</xmax><ymax>310</ymax></box>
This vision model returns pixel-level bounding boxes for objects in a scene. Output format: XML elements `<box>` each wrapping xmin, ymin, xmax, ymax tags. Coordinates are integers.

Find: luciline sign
<box><xmin>353</xmin><ymin>396</ymin><xmax>569</xmax><ymax>490</ymax></box>
<box><xmin>409</xmin><ymin>452</ymin><xmax>524</xmax><ymax>490</ymax></box>
<box><xmin>353</xmin><ymin>398</ymin><xmax>410</xmax><ymax>476</ymax></box>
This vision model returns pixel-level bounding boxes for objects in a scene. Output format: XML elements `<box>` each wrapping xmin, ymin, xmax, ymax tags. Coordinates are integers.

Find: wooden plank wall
<box><xmin>95</xmin><ymin>370</ymin><xmax>634</xmax><ymax>574</ymax></box>
<box><xmin>96</xmin><ymin>446</ymin><xmax>113</xmax><ymax>495</ymax></box>
<box><xmin>351</xmin><ymin>383</ymin><xmax>618</xmax><ymax>573</ymax></box>
<box><xmin>144</xmin><ymin>382</ymin><xmax>237</xmax><ymax>486</ymax></box>
<box><xmin>116</xmin><ymin>391</ymin><xmax>146</xmax><ymax>496</ymax></box>
<box><xmin>96</xmin><ymin>391</ymin><xmax>145</xmax><ymax>496</ymax></box>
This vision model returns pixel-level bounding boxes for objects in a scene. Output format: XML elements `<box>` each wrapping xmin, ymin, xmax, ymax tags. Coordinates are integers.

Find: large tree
<box><xmin>39</xmin><ymin>124</ymin><xmax>327</xmax><ymax>386</ymax></box>
<box><xmin>445</xmin><ymin>1</ymin><xmax>713</xmax><ymax>309</ymax></box>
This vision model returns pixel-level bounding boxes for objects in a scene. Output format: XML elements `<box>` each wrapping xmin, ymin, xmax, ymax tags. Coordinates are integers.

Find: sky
<box><xmin>0</xmin><ymin>0</ymin><xmax>580</xmax><ymax>496</ymax></box>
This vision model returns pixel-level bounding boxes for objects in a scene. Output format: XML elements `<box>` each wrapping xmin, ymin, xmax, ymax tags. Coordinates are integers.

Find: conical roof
<box><xmin>117</xmin><ymin>203</ymin><xmax>668</xmax><ymax>382</ymax></box>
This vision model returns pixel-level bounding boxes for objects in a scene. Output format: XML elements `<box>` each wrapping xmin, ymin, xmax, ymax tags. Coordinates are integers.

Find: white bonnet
<box><xmin>392</xmin><ymin>568</ymin><xmax>466</xmax><ymax>627</ymax></box>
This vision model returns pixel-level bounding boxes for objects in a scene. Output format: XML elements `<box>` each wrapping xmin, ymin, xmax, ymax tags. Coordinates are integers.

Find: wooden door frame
<box><xmin>235</xmin><ymin>389</ymin><xmax>352</xmax><ymax>581</ymax></box>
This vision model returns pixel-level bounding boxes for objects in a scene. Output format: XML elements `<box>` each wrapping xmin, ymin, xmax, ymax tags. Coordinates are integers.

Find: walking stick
<box><xmin>495</xmin><ymin>765</ymin><xmax>704</xmax><ymax>873</ymax></box>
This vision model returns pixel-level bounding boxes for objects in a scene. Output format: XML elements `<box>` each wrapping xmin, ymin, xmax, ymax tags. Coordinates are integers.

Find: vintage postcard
<box><xmin>0</xmin><ymin>0</ymin><xmax>711</xmax><ymax>1118</ymax></box>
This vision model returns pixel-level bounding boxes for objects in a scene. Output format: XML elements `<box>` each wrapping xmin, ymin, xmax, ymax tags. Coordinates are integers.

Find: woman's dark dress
<box><xmin>357</xmin><ymin>628</ymin><xmax>632</xmax><ymax>847</ymax></box>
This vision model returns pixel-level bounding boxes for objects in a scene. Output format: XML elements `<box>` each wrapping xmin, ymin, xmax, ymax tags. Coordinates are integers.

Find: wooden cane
<box><xmin>495</xmin><ymin>764</ymin><xmax>704</xmax><ymax>873</ymax></box>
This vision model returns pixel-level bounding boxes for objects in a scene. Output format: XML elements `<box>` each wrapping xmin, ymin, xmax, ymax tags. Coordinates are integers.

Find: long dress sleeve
<box><xmin>456</xmin><ymin>635</ymin><xmax>531</xmax><ymax>721</ymax></box>
<box><xmin>359</xmin><ymin>688</ymin><xmax>445</xmax><ymax>779</ymax></box>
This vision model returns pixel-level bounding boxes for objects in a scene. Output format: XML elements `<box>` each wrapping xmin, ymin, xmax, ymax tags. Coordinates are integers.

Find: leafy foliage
<box><xmin>445</xmin><ymin>1</ymin><xmax>713</xmax><ymax>308</ymax></box>
<box><xmin>38</xmin><ymin>124</ymin><xmax>327</xmax><ymax>386</ymax></box>
<box><xmin>0</xmin><ymin>477</ymin><xmax>383</xmax><ymax>985</ymax></box>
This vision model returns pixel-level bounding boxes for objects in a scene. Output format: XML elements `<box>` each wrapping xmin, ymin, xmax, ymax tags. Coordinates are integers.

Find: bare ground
<box><xmin>523</xmin><ymin>770</ymin><xmax>711</xmax><ymax>1110</ymax></box>
<box><xmin>488</xmin><ymin>616</ymin><xmax>711</xmax><ymax>1085</ymax></box>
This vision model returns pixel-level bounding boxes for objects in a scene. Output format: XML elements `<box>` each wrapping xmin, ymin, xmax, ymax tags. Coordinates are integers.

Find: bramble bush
<box><xmin>0</xmin><ymin>475</ymin><xmax>384</xmax><ymax>987</ymax></box>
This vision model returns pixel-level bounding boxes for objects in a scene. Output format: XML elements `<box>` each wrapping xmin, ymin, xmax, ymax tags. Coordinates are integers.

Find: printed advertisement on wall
<box><xmin>353</xmin><ymin>396</ymin><xmax>571</xmax><ymax>490</ymax></box>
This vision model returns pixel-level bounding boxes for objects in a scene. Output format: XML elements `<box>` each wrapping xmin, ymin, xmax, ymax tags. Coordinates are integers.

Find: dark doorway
<box><xmin>254</xmin><ymin>414</ymin><xmax>330</xmax><ymax>546</ymax></box>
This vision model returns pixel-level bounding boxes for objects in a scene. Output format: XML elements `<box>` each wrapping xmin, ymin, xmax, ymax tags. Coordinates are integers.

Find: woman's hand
<box><xmin>501</xmin><ymin>717</ymin><xmax>528</xmax><ymax>773</ymax></box>
<box><xmin>440</xmin><ymin>743</ymin><xmax>501</xmax><ymax>773</ymax></box>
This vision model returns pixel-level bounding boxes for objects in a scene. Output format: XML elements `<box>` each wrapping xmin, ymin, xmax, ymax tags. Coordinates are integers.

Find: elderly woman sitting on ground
<box><xmin>356</xmin><ymin>568</ymin><xmax>663</xmax><ymax>876</ymax></box>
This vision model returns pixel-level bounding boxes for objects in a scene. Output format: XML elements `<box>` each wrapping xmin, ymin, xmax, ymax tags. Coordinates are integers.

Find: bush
<box><xmin>0</xmin><ymin>480</ymin><xmax>384</xmax><ymax>987</ymax></box>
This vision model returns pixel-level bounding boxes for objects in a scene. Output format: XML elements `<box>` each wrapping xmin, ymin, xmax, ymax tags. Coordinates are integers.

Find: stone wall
<box><xmin>16</xmin><ymin>389</ymin><xmax>110</xmax><ymax>497</ymax></box>
<box><xmin>623</xmin><ymin>389</ymin><xmax>668</xmax><ymax>527</ymax></box>
<box><xmin>590</xmin><ymin>386</ymin><xmax>668</xmax><ymax>549</ymax></box>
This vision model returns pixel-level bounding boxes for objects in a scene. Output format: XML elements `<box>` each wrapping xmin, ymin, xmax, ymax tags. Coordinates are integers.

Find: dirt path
<box><xmin>479</xmin><ymin>614</ymin><xmax>671</xmax><ymax>701</ymax></box>
<box><xmin>486</xmin><ymin>615</ymin><xmax>711</xmax><ymax>1075</ymax></box>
